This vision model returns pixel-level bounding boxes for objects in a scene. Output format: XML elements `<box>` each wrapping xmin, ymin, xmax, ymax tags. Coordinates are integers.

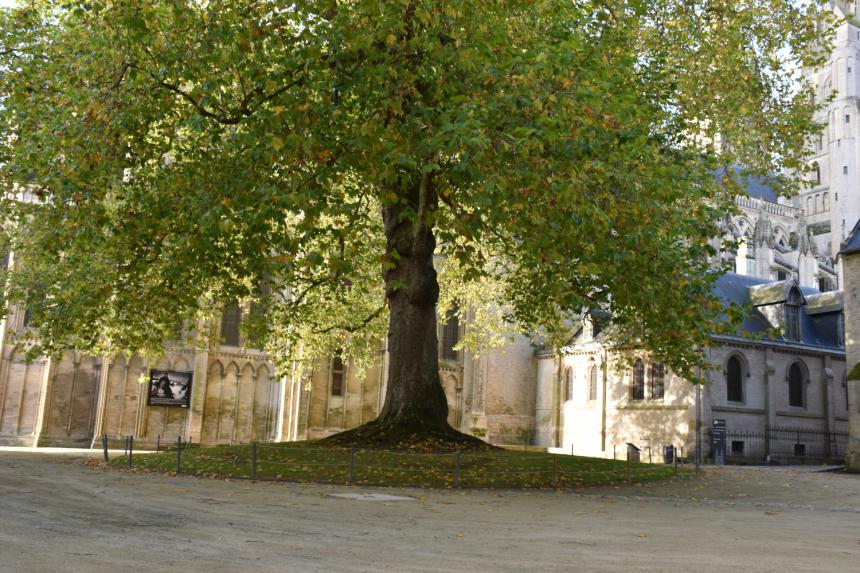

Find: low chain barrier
<box><xmin>113</xmin><ymin>438</ymin><xmax>685</xmax><ymax>488</ymax></box>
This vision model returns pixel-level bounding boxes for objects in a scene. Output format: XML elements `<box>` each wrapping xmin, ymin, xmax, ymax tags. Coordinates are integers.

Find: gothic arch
<box><xmin>563</xmin><ymin>366</ymin><xmax>573</xmax><ymax>402</ymax></box>
<box><xmin>225</xmin><ymin>361</ymin><xmax>240</xmax><ymax>377</ymax></box>
<box><xmin>734</xmin><ymin>217</ymin><xmax>751</xmax><ymax>238</ymax></box>
<box><xmin>787</xmin><ymin>360</ymin><xmax>809</xmax><ymax>408</ymax></box>
<box><xmin>773</xmin><ymin>225</ymin><xmax>789</xmax><ymax>248</ymax></box>
<box><xmin>172</xmin><ymin>356</ymin><xmax>190</xmax><ymax>372</ymax></box>
<box><xmin>241</xmin><ymin>362</ymin><xmax>256</xmax><ymax>379</ymax></box>
<box><xmin>724</xmin><ymin>351</ymin><xmax>749</xmax><ymax>403</ymax></box>
<box><xmin>208</xmin><ymin>359</ymin><xmax>225</xmax><ymax>378</ymax></box>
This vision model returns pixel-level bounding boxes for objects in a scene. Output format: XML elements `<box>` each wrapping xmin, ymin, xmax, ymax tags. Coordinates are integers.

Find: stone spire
<box><xmin>797</xmin><ymin>210</ymin><xmax>819</xmax><ymax>288</ymax></box>
<box><xmin>797</xmin><ymin>211</ymin><xmax>818</xmax><ymax>257</ymax></box>
<box><xmin>752</xmin><ymin>201</ymin><xmax>774</xmax><ymax>249</ymax></box>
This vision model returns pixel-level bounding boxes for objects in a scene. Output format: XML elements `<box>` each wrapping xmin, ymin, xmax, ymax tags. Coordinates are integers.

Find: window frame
<box><xmin>588</xmin><ymin>365</ymin><xmax>598</xmax><ymax>402</ymax></box>
<box><xmin>330</xmin><ymin>354</ymin><xmax>346</xmax><ymax>397</ymax></box>
<box><xmin>787</xmin><ymin>361</ymin><xmax>806</xmax><ymax>408</ymax></box>
<box><xmin>220</xmin><ymin>304</ymin><xmax>242</xmax><ymax>347</ymax></box>
<box><xmin>726</xmin><ymin>355</ymin><xmax>745</xmax><ymax>403</ymax></box>
<box><xmin>564</xmin><ymin>367</ymin><xmax>573</xmax><ymax>402</ymax></box>
<box><xmin>440</xmin><ymin>308</ymin><xmax>460</xmax><ymax>362</ymax></box>
<box><xmin>784</xmin><ymin>303</ymin><xmax>801</xmax><ymax>342</ymax></box>
<box><xmin>630</xmin><ymin>359</ymin><xmax>645</xmax><ymax>401</ymax></box>
<box><xmin>650</xmin><ymin>363</ymin><xmax>665</xmax><ymax>400</ymax></box>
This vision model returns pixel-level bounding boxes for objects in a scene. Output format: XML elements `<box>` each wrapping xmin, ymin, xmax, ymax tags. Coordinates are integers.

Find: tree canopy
<box><xmin>0</xmin><ymin>0</ymin><xmax>831</xmax><ymax>445</ymax></box>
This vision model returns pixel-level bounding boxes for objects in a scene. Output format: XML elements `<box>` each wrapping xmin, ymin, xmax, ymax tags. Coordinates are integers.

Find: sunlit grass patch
<box><xmin>110</xmin><ymin>441</ymin><xmax>688</xmax><ymax>489</ymax></box>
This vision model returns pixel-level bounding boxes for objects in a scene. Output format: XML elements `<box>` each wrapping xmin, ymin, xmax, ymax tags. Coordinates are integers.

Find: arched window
<box><xmin>441</xmin><ymin>308</ymin><xmax>460</xmax><ymax>361</ymax></box>
<box><xmin>330</xmin><ymin>353</ymin><xmax>345</xmax><ymax>396</ymax></box>
<box><xmin>807</xmin><ymin>196</ymin><xmax>813</xmax><ymax>213</ymax></box>
<box><xmin>650</xmin><ymin>363</ymin><xmax>665</xmax><ymax>400</ymax></box>
<box><xmin>788</xmin><ymin>362</ymin><xmax>805</xmax><ymax>408</ymax></box>
<box><xmin>588</xmin><ymin>366</ymin><xmax>598</xmax><ymax>401</ymax></box>
<box><xmin>815</xmin><ymin>194</ymin><xmax>822</xmax><ymax>213</ymax></box>
<box><xmin>823</xmin><ymin>192</ymin><xmax>830</xmax><ymax>211</ymax></box>
<box><xmin>564</xmin><ymin>367</ymin><xmax>573</xmax><ymax>402</ymax></box>
<box><xmin>813</xmin><ymin>162</ymin><xmax>821</xmax><ymax>185</ymax></box>
<box><xmin>630</xmin><ymin>359</ymin><xmax>645</xmax><ymax>400</ymax></box>
<box><xmin>220</xmin><ymin>304</ymin><xmax>242</xmax><ymax>346</ymax></box>
<box><xmin>726</xmin><ymin>356</ymin><xmax>744</xmax><ymax>402</ymax></box>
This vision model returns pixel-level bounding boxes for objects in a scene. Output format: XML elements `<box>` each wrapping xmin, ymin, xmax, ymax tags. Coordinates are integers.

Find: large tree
<box><xmin>0</xmin><ymin>1</ymin><xmax>830</xmax><ymax>448</ymax></box>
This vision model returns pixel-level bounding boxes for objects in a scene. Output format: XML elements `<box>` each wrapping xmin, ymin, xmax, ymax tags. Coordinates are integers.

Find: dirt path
<box><xmin>0</xmin><ymin>451</ymin><xmax>857</xmax><ymax>573</ymax></box>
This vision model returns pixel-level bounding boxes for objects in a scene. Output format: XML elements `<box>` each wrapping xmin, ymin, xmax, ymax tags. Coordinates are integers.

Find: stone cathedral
<box><xmin>0</xmin><ymin>2</ymin><xmax>857</xmax><ymax>464</ymax></box>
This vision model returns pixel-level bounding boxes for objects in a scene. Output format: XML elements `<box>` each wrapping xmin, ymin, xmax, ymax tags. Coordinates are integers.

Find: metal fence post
<box><xmin>251</xmin><ymin>442</ymin><xmax>257</xmax><ymax>482</ymax></box>
<box><xmin>348</xmin><ymin>448</ymin><xmax>356</xmax><ymax>485</ymax></box>
<box><xmin>552</xmin><ymin>455</ymin><xmax>558</xmax><ymax>487</ymax></box>
<box><xmin>176</xmin><ymin>435</ymin><xmax>182</xmax><ymax>474</ymax></box>
<box><xmin>156</xmin><ymin>434</ymin><xmax>160</xmax><ymax>453</ymax></box>
<box><xmin>627</xmin><ymin>455</ymin><xmax>632</xmax><ymax>483</ymax></box>
<box><xmin>455</xmin><ymin>450</ymin><xmax>461</xmax><ymax>488</ymax></box>
<box><xmin>102</xmin><ymin>434</ymin><xmax>109</xmax><ymax>463</ymax></box>
<box><xmin>128</xmin><ymin>435</ymin><xmax>133</xmax><ymax>468</ymax></box>
<box><xmin>673</xmin><ymin>445</ymin><xmax>678</xmax><ymax>476</ymax></box>
<box><xmin>648</xmin><ymin>447</ymin><xmax>652</xmax><ymax>464</ymax></box>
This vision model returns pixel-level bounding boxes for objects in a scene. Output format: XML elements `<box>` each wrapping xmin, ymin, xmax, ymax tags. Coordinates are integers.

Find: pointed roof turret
<box><xmin>752</xmin><ymin>201</ymin><xmax>774</xmax><ymax>249</ymax></box>
<box><xmin>797</xmin><ymin>211</ymin><xmax>817</xmax><ymax>256</ymax></box>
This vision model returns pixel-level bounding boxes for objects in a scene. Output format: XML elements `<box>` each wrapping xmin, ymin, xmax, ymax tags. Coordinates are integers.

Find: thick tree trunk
<box><xmin>377</xmin><ymin>178</ymin><xmax>449</xmax><ymax>427</ymax></box>
<box><xmin>323</xmin><ymin>176</ymin><xmax>489</xmax><ymax>451</ymax></box>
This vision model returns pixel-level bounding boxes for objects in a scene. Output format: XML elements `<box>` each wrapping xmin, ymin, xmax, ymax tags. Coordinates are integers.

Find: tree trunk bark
<box><xmin>376</xmin><ymin>177</ymin><xmax>449</xmax><ymax>429</ymax></box>
<box><xmin>322</xmin><ymin>176</ymin><xmax>488</xmax><ymax>451</ymax></box>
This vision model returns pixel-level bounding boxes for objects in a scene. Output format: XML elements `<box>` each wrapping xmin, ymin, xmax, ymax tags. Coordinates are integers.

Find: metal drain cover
<box><xmin>328</xmin><ymin>493</ymin><xmax>415</xmax><ymax>501</ymax></box>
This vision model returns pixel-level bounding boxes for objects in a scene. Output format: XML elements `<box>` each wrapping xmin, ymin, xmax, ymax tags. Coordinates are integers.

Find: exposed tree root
<box><xmin>320</xmin><ymin>416</ymin><xmax>494</xmax><ymax>452</ymax></box>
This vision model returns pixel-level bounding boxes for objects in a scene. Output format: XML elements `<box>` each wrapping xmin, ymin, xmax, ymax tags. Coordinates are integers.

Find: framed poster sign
<box><xmin>148</xmin><ymin>370</ymin><xmax>192</xmax><ymax>407</ymax></box>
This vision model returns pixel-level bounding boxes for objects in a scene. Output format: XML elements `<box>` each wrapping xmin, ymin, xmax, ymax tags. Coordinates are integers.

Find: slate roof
<box><xmin>537</xmin><ymin>273</ymin><xmax>844</xmax><ymax>356</ymax></box>
<box><xmin>747</xmin><ymin>279</ymin><xmax>799</xmax><ymax>306</ymax></box>
<box><xmin>805</xmin><ymin>291</ymin><xmax>843</xmax><ymax>315</ymax></box>
<box><xmin>714</xmin><ymin>166</ymin><xmax>780</xmax><ymax>203</ymax></box>
<box><xmin>713</xmin><ymin>273</ymin><xmax>843</xmax><ymax>350</ymax></box>
<box><xmin>840</xmin><ymin>219</ymin><xmax>860</xmax><ymax>256</ymax></box>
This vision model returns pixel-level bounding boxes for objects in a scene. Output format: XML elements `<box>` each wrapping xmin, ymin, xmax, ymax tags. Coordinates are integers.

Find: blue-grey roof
<box><xmin>840</xmin><ymin>219</ymin><xmax>860</xmax><ymax>255</ymax></box>
<box><xmin>714</xmin><ymin>166</ymin><xmax>780</xmax><ymax>203</ymax></box>
<box><xmin>712</xmin><ymin>273</ymin><xmax>843</xmax><ymax>350</ymax></box>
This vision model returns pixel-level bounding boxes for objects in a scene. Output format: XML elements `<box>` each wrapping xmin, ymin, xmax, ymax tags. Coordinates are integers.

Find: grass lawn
<box><xmin>110</xmin><ymin>441</ymin><xmax>687</xmax><ymax>489</ymax></box>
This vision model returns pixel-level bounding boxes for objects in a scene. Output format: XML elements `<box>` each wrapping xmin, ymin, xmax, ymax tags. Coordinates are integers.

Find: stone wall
<box><xmin>843</xmin><ymin>251</ymin><xmax>860</xmax><ymax>471</ymax></box>
<box><xmin>293</xmin><ymin>355</ymin><xmax>385</xmax><ymax>440</ymax></box>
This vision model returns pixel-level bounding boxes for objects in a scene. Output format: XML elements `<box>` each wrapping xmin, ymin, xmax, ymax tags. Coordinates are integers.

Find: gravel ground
<box><xmin>0</xmin><ymin>449</ymin><xmax>857</xmax><ymax>573</ymax></box>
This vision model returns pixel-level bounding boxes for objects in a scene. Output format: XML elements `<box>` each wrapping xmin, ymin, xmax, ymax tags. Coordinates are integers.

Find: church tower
<box><xmin>809</xmin><ymin>2</ymin><xmax>860</xmax><ymax>262</ymax></box>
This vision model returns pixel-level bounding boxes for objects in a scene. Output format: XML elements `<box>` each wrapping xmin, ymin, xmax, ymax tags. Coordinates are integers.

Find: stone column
<box><xmin>823</xmin><ymin>354</ymin><xmax>835</xmax><ymax>434</ymax></box>
<box><xmin>764</xmin><ymin>347</ymin><xmax>777</xmax><ymax>427</ymax></box>
<box><xmin>32</xmin><ymin>357</ymin><xmax>55</xmax><ymax>447</ymax></box>
<box><xmin>185</xmin><ymin>348</ymin><xmax>210</xmax><ymax>443</ymax></box>
<box><xmin>89</xmin><ymin>357</ymin><xmax>114</xmax><ymax>447</ymax></box>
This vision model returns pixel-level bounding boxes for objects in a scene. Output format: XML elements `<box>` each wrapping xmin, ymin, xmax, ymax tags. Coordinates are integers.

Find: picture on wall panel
<box><xmin>148</xmin><ymin>369</ymin><xmax>192</xmax><ymax>407</ymax></box>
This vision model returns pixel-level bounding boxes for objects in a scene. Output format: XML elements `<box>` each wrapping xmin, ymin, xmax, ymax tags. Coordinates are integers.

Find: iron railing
<box><xmin>725</xmin><ymin>425</ymin><xmax>848</xmax><ymax>462</ymax></box>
